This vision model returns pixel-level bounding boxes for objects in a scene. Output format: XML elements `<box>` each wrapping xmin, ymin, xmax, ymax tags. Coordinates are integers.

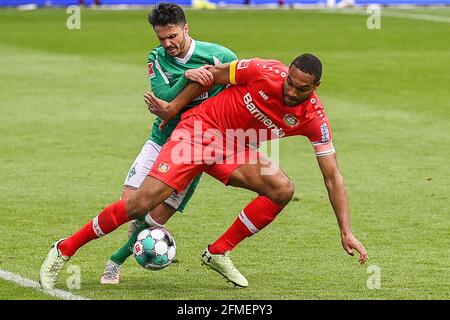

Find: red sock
<box><xmin>58</xmin><ymin>199</ymin><xmax>130</xmax><ymax>257</ymax></box>
<box><xmin>209</xmin><ymin>196</ymin><xmax>284</xmax><ymax>254</ymax></box>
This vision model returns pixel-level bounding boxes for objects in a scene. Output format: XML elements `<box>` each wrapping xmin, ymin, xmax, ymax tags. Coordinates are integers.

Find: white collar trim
<box><xmin>174</xmin><ymin>38</ymin><xmax>195</xmax><ymax>64</ymax></box>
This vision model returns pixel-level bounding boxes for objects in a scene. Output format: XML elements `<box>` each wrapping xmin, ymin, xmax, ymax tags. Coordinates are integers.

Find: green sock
<box><xmin>110</xmin><ymin>220</ymin><xmax>148</xmax><ymax>265</ymax></box>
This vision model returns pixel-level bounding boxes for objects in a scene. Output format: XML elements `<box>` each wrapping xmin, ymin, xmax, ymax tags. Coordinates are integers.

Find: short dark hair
<box><xmin>291</xmin><ymin>53</ymin><xmax>322</xmax><ymax>83</ymax></box>
<box><xmin>148</xmin><ymin>2</ymin><xmax>187</xmax><ymax>28</ymax></box>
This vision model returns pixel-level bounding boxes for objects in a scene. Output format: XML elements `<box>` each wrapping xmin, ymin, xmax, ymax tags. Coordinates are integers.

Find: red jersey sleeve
<box><xmin>306</xmin><ymin>117</ymin><xmax>336</xmax><ymax>157</ymax></box>
<box><xmin>229</xmin><ymin>58</ymin><xmax>261</xmax><ymax>86</ymax></box>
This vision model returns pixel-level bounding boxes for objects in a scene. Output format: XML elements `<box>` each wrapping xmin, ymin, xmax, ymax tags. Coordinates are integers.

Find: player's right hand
<box><xmin>185</xmin><ymin>66</ymin><xmax>214</xmax><ymax>87</ymax></box>
<box><xmin>144</xmin><ymin>92</ymin><xmax>174</xmax><ymax>130</ymax></box>
<box><xmin>341</xmin><ymin>233</ymin><xmax>368</xmax><ymax>265</ymax></box>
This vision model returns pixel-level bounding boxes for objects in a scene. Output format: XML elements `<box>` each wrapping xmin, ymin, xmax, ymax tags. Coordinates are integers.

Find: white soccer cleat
<box><xmin>201</xmin><ymin>246</ymin><xmax>248</xmax><ymax>287</ymax></box>
<box><xmin>100</xmin><ymin>259</ymin><xmax>122</xmax><ymax>285</ymax></box>
<box><xmin>39</xmin><ymin>238</ymin><xmax>69</xmax><ymax>290</ymax></box>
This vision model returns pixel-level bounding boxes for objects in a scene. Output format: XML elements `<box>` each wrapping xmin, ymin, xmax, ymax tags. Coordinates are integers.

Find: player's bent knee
<box><xmin>280</xmin><ymin>179</ymin><xmax>295</xmax><ymax>203</ymax></box>
<box><xmin>270</xmin><ymin>179</ymin><xmax>294</xmax><ymax>206</ymax></box>
<box><xmin>135</xmin><ymin>200</ymin><xmax>153</xmax><ymax>217</ymax></box>
<box><xmin>125</xmin><ymin>194</ymin><xmax>152</xmax><ymax>219</ymax></box>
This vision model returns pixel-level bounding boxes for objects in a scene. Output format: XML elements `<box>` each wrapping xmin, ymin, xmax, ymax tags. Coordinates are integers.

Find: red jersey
<box><xmin>150</xmin><ymin>58</ymin><xmax>336</xmax><ymax>191</ymax></box>
<box><xmin>182</xmin><ymin>58</ymin><xmax>335</xmax><ymax>157</ymax></box>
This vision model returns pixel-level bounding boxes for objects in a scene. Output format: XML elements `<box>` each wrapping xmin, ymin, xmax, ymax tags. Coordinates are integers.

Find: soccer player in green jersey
<box><xmin>99</xmin><ymin>2</ymin><xmax>237</xmax><ymax>284</ymax></box>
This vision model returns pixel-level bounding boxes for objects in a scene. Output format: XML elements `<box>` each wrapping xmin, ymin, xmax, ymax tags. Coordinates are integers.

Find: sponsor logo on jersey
<box><xmin>237</xmin><ymin>59</ymin><xmax>251</xmax><ymax>70</ymax></box>
<box><xmin>243</xmin><ymin>92</ymin><xmax>285</xmax><ymax>138</ymax></box>
<box><xmin>193</xmin><ymin>92</ymin><xmax>209</xmax><ymax>102</ymax></box>
<box><xmin>283</xmin><ymin>114</ymin><xmax>300</xmax><ymax>128</ymax></box>
<box><xmin>258</xmin><ymin>90</ymin><xmax>269</xmax><ymax>101</ymax></box>
<box><xmin>148</xmin><ymin>62</ymin><xmax>155</xmax><ymax>78</ymax></box>
<box><xmin>158</xmin><ymin>163</ymin><xmax>170</xmax><ymax>173</ymax></box>
<box><xmin>320</xmin><ymin>123</ymin><xmax>330</xmax><ymax>142</ymax></box>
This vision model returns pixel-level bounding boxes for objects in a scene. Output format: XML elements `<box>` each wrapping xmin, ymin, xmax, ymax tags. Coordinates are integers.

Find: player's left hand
<box><xmin>185</xmin><ymin>66</ymin><xmax>214</xmax><ymax>87</ymax></box>
<box><xmin>341</xmin><ymin>233</ymin><xmax>368</xmax><ymax>265</ymax></box>
<box><xmin>144</xmin><ymin>92</ymin><xmax>175</xmax><ymax>129</ymax></box>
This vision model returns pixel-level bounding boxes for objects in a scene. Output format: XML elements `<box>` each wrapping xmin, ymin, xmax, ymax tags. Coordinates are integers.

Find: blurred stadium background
<box><xmin>1</xmin><ymin>0</ymin><xmax>450</xmax><ymax>8</ymax></box>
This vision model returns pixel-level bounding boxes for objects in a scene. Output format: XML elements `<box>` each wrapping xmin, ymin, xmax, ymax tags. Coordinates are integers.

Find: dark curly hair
<box><xmin>148</xmin><ymin>2</ymin><xmax>187</xmax><ymax>27</ymax></box>
<box><xmin>291</xmin><ymin>53</ymin><xmax>322</xmax><ymax>83</ymax></box>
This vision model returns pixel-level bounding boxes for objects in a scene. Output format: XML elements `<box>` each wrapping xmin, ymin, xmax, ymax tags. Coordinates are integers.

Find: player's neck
<box><xmin>178</xmin><ymin>37</ymin><xmax>192</xmax><ymax>59</ymax></box>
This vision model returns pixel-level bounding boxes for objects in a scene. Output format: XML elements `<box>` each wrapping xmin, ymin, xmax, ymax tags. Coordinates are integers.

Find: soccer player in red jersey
<box><xmin>40</xmin><ymin>54</ymin><xmax>368</xmax><ymax>289</ymax></box>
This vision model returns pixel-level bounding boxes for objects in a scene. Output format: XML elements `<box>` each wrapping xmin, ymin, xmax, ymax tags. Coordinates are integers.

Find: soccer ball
<box><xmin>133</xmin><ymin>227</ymin><xmax>176</xmax><ymax>270</ymax></box>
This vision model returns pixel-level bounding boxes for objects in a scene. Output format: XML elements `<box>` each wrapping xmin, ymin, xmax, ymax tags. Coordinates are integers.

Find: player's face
<box><xmin>283</xmin><ymin>66</ymin><xmax>320</xmax><ymax>107</ymax></box>
<box><xmin>154</xmin><ymin>23</ymin><xmax>189</xmax><ymax>58</ymax></box>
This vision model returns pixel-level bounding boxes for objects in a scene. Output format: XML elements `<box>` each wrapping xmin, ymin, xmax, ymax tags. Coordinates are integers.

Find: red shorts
<box><xmin>149</xmin><ymin>115</ymin><xmax>260</xmax><ymax>193</ymax></box>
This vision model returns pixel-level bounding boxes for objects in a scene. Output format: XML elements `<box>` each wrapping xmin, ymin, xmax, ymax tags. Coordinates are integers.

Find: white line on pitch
<box><xmin>0</xmin><ymin>269</ymin><xmax>90</xmax><ymax>300</ymax></box>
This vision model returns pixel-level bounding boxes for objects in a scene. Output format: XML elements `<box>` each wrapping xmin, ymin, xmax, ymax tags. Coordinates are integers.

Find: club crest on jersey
<box><xmin>283</xmin><ymin>114</ymin><xmax>300</xmax><ymax>128</ymax></box>
<box><xmin>147</xmin><ymin>62</ymin><xmax>155</xmax><ymax>78</ymax></box>
<box><xmin>237</xmin><ymin>59</ymin><xmax>251</xmax><ymax>70</ymax></box>
<box><xmin>158</xmin><ymin>163</ymin><xmax>170</xmax><ymax>173</ymax></box>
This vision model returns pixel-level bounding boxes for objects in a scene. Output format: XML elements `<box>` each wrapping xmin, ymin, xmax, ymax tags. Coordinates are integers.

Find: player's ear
<box><xmin>184</xmin><ymin>23</ymin><xmax>189</xmax><ymax>34</ymax></box>
<box><xmin>315</xmin><ymin>81</ymin><xmax>321</xmax><ymax>89</ymax></box>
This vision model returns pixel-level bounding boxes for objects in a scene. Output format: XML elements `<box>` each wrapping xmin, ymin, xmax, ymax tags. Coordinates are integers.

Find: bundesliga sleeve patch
<box><xmin>320</xmin><ymin>123</ymin><xmax>331</xmax><ymax>142</ymax></box>
<box><xmin>147</xmin><ymin>62</ymin><xmax>155</xmax><ymax>78</ymax></box>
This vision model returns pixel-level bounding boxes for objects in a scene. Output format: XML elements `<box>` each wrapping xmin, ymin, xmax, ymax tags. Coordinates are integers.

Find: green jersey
<box><xmin>147</xmin><ymin>39</ymin><xmax>237</xmax><ymax>146</ymax></box>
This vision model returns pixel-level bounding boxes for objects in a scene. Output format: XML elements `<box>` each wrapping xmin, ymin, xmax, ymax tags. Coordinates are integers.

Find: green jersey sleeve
<box><xmin>147</xmin><ymin>42</ymin><xmax>238</xmax><ymax>146</ymax></box>
<box><xmin>217</xmin><ymin>46</ymin><xmax>238</xmax><ymax>64</ymax></box>
<box><xmin>147</xmin><ymin>50</ymin><xmax>190</xmax><ymax>102</ymax></box>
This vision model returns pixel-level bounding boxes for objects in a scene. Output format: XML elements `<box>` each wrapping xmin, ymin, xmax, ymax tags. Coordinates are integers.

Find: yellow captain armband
<box><xmin>229</xmin><ymin>60</ymin><xmax>238</xmax><ymax>85</ymax></box>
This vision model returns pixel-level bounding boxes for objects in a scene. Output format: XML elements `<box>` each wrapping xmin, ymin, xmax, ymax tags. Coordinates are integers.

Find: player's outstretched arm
<box><xmin>316</xmin><ymin>153</ymin><xmax>369</xmax><ymax>265</ymax></box>
<box><xmin>144</xmin><ymin>63</ymin><xmax>232</xmax><ymax>128</ymax></box>
<box><xmin>203</xmin><ymin>62</ymin><xmax>232</xmax><ymax>85</ymax></box>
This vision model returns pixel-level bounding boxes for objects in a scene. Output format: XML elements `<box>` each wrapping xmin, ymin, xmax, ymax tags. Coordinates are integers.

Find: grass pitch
<box><xmin>0</xmin><ymin>7</ymin><xmax>449</xmax><ymax>300</ymax></box>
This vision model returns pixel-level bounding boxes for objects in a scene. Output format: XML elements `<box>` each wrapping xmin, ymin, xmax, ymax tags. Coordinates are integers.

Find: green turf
<box><xmin>0</xmin><ymin>280</ymin><xmax>57</xmax><ymax>300</ymax></box>
<box><xmin>0</xmin><ymin>8</ymin><xmax>449</xmax><ymax>300</ymax></box>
